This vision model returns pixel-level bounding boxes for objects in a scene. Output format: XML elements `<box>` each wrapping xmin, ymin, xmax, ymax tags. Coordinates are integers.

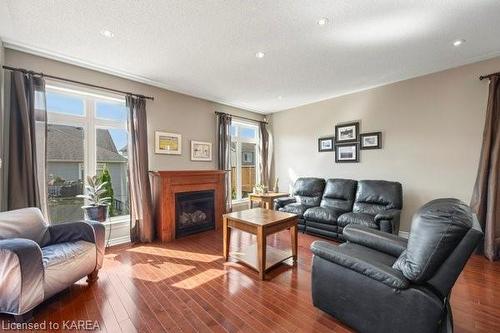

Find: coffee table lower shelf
<box><xmin>231</xmin><ymin>243</ymin><xmax>293</xmax><ymax>272</ymax></box>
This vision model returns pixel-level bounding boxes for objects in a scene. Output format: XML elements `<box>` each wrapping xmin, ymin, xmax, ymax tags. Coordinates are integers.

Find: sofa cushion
<box><xmin>353</xmin><ymin>180</ymin><xmax>402</xmax><ymax>215</ymax></box>
<box><xmin>304</xmin><ymin>206</ymin><xmax>344</xmax><ymax>224</ymax></box>
<box><xmin>337</xmin><ymin>212</ymin><xmax>377</xmax><ymax>228</ymax></box>
<box><xmin>42</xmin><ymin>240</ymin><xmax>97</xmax><ymax>298</ymax></box>
<box><xmin>293</xmin><ymin>177</ymin><xmax>326</xmax><ymax>206</ymax></box>
<box><xmin>0</xmin><ymin>208</ymin><xmax>50</xmax><ymax>246</ymax></box>
<box><xmin>279</xmin><ymin>203</ymin><xmax>311</xmax><ymax>217</ymax></box>
<box><xmin>321</xmin><ymin>179</ymin><xmax>357</xmax><ymax>211</ymax></box>
<box><xmin>393</xmin><ymin>198</ymin><xmax>473</xmax><ymax>283</ymax></box>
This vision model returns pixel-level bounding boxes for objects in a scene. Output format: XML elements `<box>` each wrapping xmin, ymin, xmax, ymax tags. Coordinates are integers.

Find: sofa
<box><xmin>274</xmin><ymin>177</ymin><xmax>402</xmax><ymax>239</ymax></box>
<box><xmin>0</xmin><ymin>207</ymin><xmax>105</xmax><ymax>321</ymax></box>
<box><xmin>310</xmin><ymin>198</ymin><xmax>483</xmax><ymax>333</ymax></box>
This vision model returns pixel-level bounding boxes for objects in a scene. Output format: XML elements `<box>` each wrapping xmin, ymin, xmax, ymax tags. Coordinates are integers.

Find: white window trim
<box><xmin>46</xmin><ymin>82</ymin><xmax>130</xmax><ymax>222</ymax></box>
<box><xmin>230</xmin><ymin>120</ymin><xmax>260</xmax><ymax>203</ymax></box>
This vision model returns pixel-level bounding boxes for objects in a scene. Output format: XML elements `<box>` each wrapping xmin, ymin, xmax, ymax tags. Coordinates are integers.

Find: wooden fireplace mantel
<box><xmin>150</xmin><ymin>170</ymin><xmax>226</xmax><ymax>242</ymax></box>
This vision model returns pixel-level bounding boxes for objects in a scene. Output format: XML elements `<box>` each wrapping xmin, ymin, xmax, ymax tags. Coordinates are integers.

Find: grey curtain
<box><xmin>471</xmin><ymin>75</ymin><xmax>500</xmax><ymax>261</ymax></box>
<box><xmin>217</xmin><ymin>113</ymin><xmax>232</xmax><ymax>212</ymax></box>
<box><xmin>258</xmin><ymin>122</ymin><xmax>273</xmax><ymax>190</ymax></box>
<box><xmin>5</xmin><ymin>71</ymin><xmax>47</xmax><ymax>214</ymax></box>
<box><xmin>126</xmin><ymin>96</ymin><xmax>154</xmax><ymax>242</ymax></box>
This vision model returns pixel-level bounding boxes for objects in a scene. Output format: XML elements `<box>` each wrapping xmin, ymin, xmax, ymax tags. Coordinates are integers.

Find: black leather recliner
<box><xmin>337</xmin><ymin>180</ymin><xmax>402</xmax><ymax>237</ymax></box>
<box><xmin>274</xmin><ymin>177</ymin><xmax>325</xmax><ymax>231</ymax></box>
<box><xmin>310</xmin><ymin>198</ymin><xmax>483</xmax><ymax>333</ymax></box>
<box><xmin>303</xmin><ymin>179</ymin><xmax>357</xmax><ymax>239</ymax></box>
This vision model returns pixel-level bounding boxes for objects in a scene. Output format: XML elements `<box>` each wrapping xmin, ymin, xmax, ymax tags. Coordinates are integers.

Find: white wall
<box><xmin>271</xmin><ymin>56</ymin><xmax>500</xmax><ymax>232</ymax></box>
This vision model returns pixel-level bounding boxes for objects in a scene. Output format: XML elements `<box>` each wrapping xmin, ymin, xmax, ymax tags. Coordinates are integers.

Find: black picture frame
<box><xmin>318</xmin><ymin>137</ymin><xmax>335</xmax><ymax>152</ymax></box>
<box><xmin>360</xmin><ymin>132</ymin><xmax>382</xmax><ymax>150</ymax></box>
<box><xmin>335</xmin><ymin>122</ymin><xmax>359</xmax><ymax>144</ymax></box>
<box><xmin>335</xmin><ymin>143</ymin><xmax>359</xmax><ymax>163</ymax></box>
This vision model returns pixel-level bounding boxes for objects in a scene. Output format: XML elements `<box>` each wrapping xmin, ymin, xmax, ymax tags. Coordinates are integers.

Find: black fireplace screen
<box><xmin>175</xmin><ymin>190</ymin><xmax>215</xmax><ymax>238</ymax></box>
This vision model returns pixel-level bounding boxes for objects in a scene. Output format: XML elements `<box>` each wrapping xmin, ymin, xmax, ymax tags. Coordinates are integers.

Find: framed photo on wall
<box><xmin>155</xmin><ymin>131</ymin><xmax>182</xmax><ymax>155</ymax></box>
<box><xmin>191</xmin><ymin>141</ymin><xmax>212</xmax><ymax>161</ymax></box>
<box><xmin>360</xmin><ymin>132</ymin><xmax>382</xmax><ymax>150</ymax></box>
<box><xmin>335</xmin><ymin>122</ymin><xmax>359</xmax><ymax>144</ymax></box>
<box><xmin>318</xmin><ymin>137</ymin><xmax>335</xmax><ymax>152</ymax></box>
<box><xmin>335</xmin><ymin>143</ymin><xmax>359</xmax><ymax>163</ymax></box>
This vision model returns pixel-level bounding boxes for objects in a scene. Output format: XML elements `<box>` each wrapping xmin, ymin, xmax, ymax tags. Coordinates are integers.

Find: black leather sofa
<box><xmin>310</xmin><ymin>198</ymin><xmax>483</xmax><ymax>333</ymax></box>
<box><xmin>274</xmin><ymin>177</ymin><xmax>402</xmax><ymax>239</ymax></box>
<box><xmin>273</xmin><ymin>177</ymin><xmax>326</xmax><ymax>231</ymax></box>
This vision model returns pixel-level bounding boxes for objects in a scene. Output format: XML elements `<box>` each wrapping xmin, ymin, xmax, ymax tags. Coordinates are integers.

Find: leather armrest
<box><xmin>0</xmin><ymin>239</ymin><xmax>44</xmax><ymax>315</ymax></box>
<box><xmin>343</xmin><ymin>225</ymin><xmax>407</xmax><ymax>257</ymax></box>
<box><xmin>48</xmin><ymin>220</ymin><xmax>105</xmax><ymax>269</ymax></box>
<box><xmin>375</xmin><ymin>209</ymin><xmax>401</xmax><ymax>234</ymax></box>
<box><xmin>311</xmin><ymin>240</ymin><xmax>409</xmax><ymax>289</ymax></box>
<box><xmin>273</xmin><ymin>197</ymin><xmax>296</xmax><ymax>210</ymax></box>
<box><xmin>48</xmin><ymin>221</ymin><xmax>96</xmax><ymax>244</ymax></box>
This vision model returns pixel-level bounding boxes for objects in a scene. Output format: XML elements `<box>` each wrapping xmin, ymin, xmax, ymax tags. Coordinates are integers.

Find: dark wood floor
<box><xmin>1</xmin><ymin>229</ymin><xmax>500</xmax><ymax>332</ymax></box>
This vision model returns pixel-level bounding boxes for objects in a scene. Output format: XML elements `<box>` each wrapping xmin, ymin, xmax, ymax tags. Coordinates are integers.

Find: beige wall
<box><xmin>272</xmin><ymin>56</ymin><xmax>500</xmax><ymax>232</ymax></box>
<box><xmin>2</xmin><ymin>48</ymin><xmax>264</xmax><ymax>242</ymax></box>
<box><xmin>3</xmin><ymin>49</ymin><xmax>264</xmax><ymax>172</ymax></box>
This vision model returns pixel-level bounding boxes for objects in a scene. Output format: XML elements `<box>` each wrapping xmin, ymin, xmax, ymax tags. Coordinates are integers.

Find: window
<box><xmin>230</xmin><ymin>121</ymin><xmax>260</xmax><ymax>201</ymax></box>
<box><xmin>46</xmin><ymin>84</ymin><xmax>129</xmax><ymax>224</ymax></box>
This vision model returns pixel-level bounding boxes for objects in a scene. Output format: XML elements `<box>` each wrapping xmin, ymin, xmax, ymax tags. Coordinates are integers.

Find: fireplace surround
<box><xmin>150</xmin><ymin>170</ymin><xmax>226</xmax><ymax>242</ymax></box>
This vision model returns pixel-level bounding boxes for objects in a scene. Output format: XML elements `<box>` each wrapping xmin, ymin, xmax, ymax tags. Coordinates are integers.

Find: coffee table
<box><xmin>223</xmin><ymin>208</ymin><xmax>298</xmax><ymax>280</ymax></box>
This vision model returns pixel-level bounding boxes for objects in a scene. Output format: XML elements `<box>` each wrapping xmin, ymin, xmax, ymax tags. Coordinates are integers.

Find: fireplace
<box><xmin>175</xmin><ymin>190</ymin><xmax>215</xmax><ymax>238</ymax></box>
<box><xmin>150</xmin><ymin>170</ymin><xmax>225</xmax><ymax>242</ymax></box>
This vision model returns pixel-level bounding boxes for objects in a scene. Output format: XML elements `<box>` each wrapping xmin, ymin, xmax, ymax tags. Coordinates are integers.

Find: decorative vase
<box><xmin>82</xmin><ymin>205</ymin><xmax>109</xmax><ymax>222</ymax></box>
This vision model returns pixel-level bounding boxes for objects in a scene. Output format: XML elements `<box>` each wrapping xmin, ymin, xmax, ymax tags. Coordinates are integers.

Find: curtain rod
<box><xmin>479</xmin><ymin>71</ymin><xmax>500</xmax><ymax>81</ymax></box>
<box><xmin>215</xmin><ymin>111</ymin><xmax>267</xmax><ymax>124</ymax></box>
<box><xmin>2</xmin><ymin>65</ymin><xmax>155</xmax><ymax>101</ymax></box>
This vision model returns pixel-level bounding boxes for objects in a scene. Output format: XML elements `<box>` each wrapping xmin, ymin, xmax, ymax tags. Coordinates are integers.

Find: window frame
<box><xmin>230</xmin><ymin>120</ymin><xmax>260</xmax><ymax>202</ymax></box>
<box><xmin>46</xmin><ymin>82</ymin><xmax>130</xmax><ymax>224</ymax></box>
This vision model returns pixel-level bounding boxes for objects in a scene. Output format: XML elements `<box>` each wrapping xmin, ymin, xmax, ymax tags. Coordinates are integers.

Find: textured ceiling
<box><xmin>1</xmin><ymin>0</ymin><xmax>500</xmax><ymax>113</ymax></box>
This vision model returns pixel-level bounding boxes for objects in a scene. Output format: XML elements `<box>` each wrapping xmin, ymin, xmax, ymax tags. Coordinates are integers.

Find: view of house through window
<box><xmin>230</xmin><ymin>121</ymin><xmax>259</xmax><ymax>201</ymax></box>
<box><xmin>46</xmin><ymin>85</ymin><xmax>130</xmax><ymax>224</ymax></box>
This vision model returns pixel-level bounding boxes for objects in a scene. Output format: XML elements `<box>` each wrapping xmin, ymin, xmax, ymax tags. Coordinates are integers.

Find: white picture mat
<box><xmin>191</xmin><ymin>140</ymin><xmax>212</xmax><ymax>161</ymax></box>
<box><xmin>155</xmin><ymin>131</ymin><xmax>182</xmax><ymax>155</ymax></box>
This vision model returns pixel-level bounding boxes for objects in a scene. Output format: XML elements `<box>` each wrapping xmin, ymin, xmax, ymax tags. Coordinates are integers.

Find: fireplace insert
<box><xmin>175</xmin><ymin>190</ymin><xmax>215</xmax><ymax>238</ymax></box>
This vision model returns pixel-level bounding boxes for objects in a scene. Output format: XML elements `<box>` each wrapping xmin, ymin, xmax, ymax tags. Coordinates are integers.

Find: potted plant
<box><xmin>77</xmin><ymin>175</ymin><xmax>112</xmax><ymax>222</ymax></box>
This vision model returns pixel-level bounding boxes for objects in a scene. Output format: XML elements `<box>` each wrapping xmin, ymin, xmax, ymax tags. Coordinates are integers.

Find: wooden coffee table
<box><xmin>223</xmin><ymin>208</ymin><xmax>298</xmax><ymax>280</ymax></box>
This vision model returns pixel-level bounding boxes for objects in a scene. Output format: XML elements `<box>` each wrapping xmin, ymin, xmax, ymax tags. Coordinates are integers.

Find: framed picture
<box><xmin>155</xmin><ymin>131</ymin><xmax>182</xmax><ymax>155</ymax></box>
<box><xmin>335</xmin><ymin>122</ymin><xmax>359</xmax><ymax>144</ymax></box>
<box><xmin>335</xmin><ymin>144</ymin><xmax>359</xmax><ymax>163</ymax></box>
<box><xmin>360</xmin><ymin>132</ymin><xmax>382</xmax><ymax>150</ymax></box>
<box><xmin>191</xmin><ymin>141</ymin><xmax>212</xmax><ymax>161</ymax></box>
<box><xmin>318</xmin><ymin>137</ymin><xmax>335</xmax><ymax>152</ymax></box>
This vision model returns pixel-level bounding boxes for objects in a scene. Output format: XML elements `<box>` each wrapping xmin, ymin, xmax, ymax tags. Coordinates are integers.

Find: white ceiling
<box><xmin>1</xmin><ymin>1</ymin><xmax>500</xmax><ymax>114</ymax></box>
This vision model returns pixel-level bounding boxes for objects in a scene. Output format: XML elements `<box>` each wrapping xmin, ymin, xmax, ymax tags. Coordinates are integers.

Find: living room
<box><xmin>0</xmin><ymin>1</ymin><xmax>499</xmax><ymax>332</ymax></box>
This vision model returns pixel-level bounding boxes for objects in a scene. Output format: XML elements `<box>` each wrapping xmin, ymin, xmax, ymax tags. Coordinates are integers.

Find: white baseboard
<box><xmin>104</xmin><ymin>220</ymin><xmax>131</xmax><ymax>247</ymax></box>
<box><xmin>107</xmin><ymin>235</ymin><xmax>131</xmax><ymax>247</ymax></box>
<box><xmin>398</xmin><ymin>231</ymin><xmax>409</xmax><ymax>239</ymax></box>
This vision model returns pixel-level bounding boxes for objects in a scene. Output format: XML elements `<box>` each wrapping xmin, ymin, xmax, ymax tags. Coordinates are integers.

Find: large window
<box><xmin>230</xmin><ymin>121</ymin><xmax>260</xmax><ymax>201</ymax></box>
<box><xmin>46</xmin><ymin>84</ymin><xmax>129</xmax><ymax>224</ymax></box>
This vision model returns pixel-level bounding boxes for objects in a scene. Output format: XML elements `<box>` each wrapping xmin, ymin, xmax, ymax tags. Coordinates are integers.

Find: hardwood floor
<box><xmin>1</xmin><ymin>229</ymin><xmax>500</xmax><ymax>332</ymax></box>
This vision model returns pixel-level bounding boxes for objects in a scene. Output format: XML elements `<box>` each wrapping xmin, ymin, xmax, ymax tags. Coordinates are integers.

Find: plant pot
<box><xmin>82</xmin><ymin>205</ymin><xmax>109</xmax><ymax>222</ymax></box>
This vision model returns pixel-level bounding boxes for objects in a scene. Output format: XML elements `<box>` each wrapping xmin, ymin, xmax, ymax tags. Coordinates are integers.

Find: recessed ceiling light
<box><xmin>100</xmin><ymin>29</ymin><xmax>114</xmax><ymax>38</ymax></box>
<box><xmin>317</xmin><ymin>17</ymin><xmax>329</xmax><ymax>26</ymax></box>
<box><xmin>453</xmin><ymin>39</ymin><xmax>465</xmax><ymax>47</ymax></box>
<box><xmin>255</xmin><ymin>51</ymin><xmax>265</xmax><ymax>59</ymax></box>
